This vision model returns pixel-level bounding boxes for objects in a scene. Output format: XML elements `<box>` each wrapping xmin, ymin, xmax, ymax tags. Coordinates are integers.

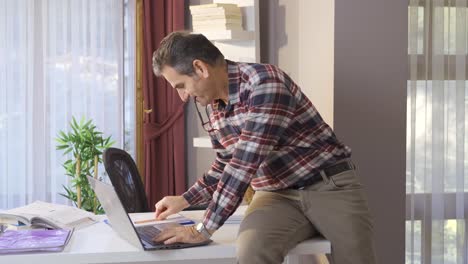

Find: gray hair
<box><xmin>152</xmin><ymin>31</ymin><xmax>224</xmax><ymax>76</ymax></box>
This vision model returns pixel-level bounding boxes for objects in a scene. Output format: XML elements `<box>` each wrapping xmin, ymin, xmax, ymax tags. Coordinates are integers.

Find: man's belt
<box><xmin>290</xmin><ymin>160</ymin><xmax>355</xmax><ymax>190</ymax></box>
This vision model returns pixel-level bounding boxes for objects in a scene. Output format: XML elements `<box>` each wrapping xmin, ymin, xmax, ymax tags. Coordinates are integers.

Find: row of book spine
<box><xmin>189</xmin><ymin>3</ymin><xmax>243</xmax><ymax>32</ymax></box>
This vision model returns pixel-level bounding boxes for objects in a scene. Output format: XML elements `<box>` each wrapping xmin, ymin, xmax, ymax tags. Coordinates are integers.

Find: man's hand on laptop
<box><xmin>152</xmin><ymin>225</ymin><xmax>210</xmax><ymax>245</ymax></box>
<box><xmin>154</xmin><ymin>196</ymin><xmax>190</xmax><ymax>220</ymax></box>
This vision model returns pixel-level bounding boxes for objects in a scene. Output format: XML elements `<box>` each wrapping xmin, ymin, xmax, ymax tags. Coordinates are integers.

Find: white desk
<box><xmin>1</xmin><ymin>209</ymin><xmax>330</xmax><ymax>264</ymax></box>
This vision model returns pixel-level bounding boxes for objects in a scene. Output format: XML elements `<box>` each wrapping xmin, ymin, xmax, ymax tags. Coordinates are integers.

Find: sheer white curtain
<box><xmin>0</xmin><ymin>0</ymin><xmax>133</xmax><ymax>209</ymax></box>
<box><xmin>407</xmin><ymin>0</ymin><xmax>468</xmax><ymax>263</ymax></box>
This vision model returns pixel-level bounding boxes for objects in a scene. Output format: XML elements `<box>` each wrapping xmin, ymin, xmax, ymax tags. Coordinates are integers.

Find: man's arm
<box><xmin>202</xmin><ymin>80</ymin><xmax>296</xmax><ymax>231</ymax></box>
<box><xmin>155</xmin><ymin>136</ymin><xmax>231</xmax><ymax>220</ymax></box>
<box><xmin>182</xmin><ymin>138</ymin><xmax>232</xmax><ymax>206</ymax></box>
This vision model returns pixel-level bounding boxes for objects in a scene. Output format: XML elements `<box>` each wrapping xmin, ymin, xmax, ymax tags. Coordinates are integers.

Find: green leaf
<box><xmin>63</xmin><ymin>147</ymin><xmax>73</xmax><ymax>155</ymax></box>
<box><xmin>55</xmin><ymin>138</ymin><xmax>66</xmax><ymax>145</ymax></box>
<box><xmin>71</xmin><ymin>126</ymin><xmax>80</xmax><ymax>138</ymax></box>
<box><xmin>56</xmin><ymin>145</ymin><xmax>69</xmax><ymax>150</ymax></box>
<box><xmin>80</xmin><ymin>116</ymin><xmax>86</xmax><ymax>127</ymax></box>
<box><xmin>106</xmin><ymin>140</ymin><xmax>116</xmax><ymax>148</ymax></box>
<box><xmin>72</xmin><ymin>116</ymin><xmax>78</xmax><ymax>129</ymax></box>
<box><xmin>59</xmin><ymin>131</ymin><xmax>69</xmax><ymax>140</ymax></box>
<box><xmin>84</xmin><ymin>119</ymin><xmax>93</xmax><ymax>129</ymax></box>
<box><xmin>59</xmin><ymin>193</ymin><xmax>72</xmax><ymax>200</ymax></box>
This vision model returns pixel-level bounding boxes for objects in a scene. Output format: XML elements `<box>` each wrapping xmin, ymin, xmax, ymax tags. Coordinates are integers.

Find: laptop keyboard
<box><xmin>135</xmin><ymin>224</ymin><xmax>211</xmax><ymax>249</ymax></box>
<box><xmin>135</xmin><ymin>225</ymin><xmax>162</xmax><ymax>246</ymax></box>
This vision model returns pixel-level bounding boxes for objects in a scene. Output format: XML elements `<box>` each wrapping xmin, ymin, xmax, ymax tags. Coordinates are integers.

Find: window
<box><xmin>0</xmin><ymin>0</ymin><xmax>135</xmax><ymax>209</ymax></box>
<box><xmin>407</xmin><ymin>1</ymin><xmax>468</xmax><ymax>263</ymax></box>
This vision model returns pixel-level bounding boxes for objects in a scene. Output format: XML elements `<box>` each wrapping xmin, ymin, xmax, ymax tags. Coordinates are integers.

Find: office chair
<box><xmin>102</xmin><ymin>147</ymin><xmax>207</xmax><ymax>214</ymax></box>
<box><xmin>103</xmin><ymin>147</ymin><xmax>149</xmax><ymax>213</ymax></box>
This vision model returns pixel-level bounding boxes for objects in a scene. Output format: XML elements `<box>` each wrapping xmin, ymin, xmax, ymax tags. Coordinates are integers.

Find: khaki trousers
<box><xmin>236</xmin><ymin>167</ymin><xmax>377</xmax><ymax>264</ymax></box>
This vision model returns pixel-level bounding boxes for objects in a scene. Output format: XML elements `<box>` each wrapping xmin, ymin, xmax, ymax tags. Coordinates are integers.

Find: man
<box><xmin>151</xmin><ymin>31</ymin><xmax>376</xmax><ymax>264</ymax></box>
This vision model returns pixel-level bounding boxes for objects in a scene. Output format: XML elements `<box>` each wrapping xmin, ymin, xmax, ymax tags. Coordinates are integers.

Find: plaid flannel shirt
<box><xmin>182</xmin><ymin>60</ymin><xmax>351</xmax><ymax>231</ymax></box>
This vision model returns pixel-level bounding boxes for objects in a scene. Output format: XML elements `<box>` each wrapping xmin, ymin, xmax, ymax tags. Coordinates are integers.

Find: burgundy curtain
<box><xmin>141</xmin><ymin>0</ymin><xmax>186</xmax><ymax>209</ymax></box>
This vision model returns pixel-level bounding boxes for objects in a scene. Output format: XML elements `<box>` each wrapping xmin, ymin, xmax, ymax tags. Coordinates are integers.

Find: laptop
<box><xmin>87</xmin><ymin>176</ymin><xmax>212</xmax><ymax>250</ymax></box>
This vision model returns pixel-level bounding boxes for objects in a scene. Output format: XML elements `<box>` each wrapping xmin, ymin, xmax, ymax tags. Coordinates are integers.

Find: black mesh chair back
<box><xmin>103</xmin><ymin>147</ymin><xmax>149</xmax><ymax>213</ymax></box>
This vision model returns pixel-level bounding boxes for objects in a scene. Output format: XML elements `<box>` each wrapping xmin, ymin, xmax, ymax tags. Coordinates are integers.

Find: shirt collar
<box><xmin>211</xmin><ymin>60</ymin><xmax>241</xmax><ymax>112</ymax></box>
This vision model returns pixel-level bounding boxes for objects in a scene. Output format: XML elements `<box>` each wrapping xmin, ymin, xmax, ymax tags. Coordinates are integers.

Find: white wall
<box><xmin>298</xmin><ymin>0</ymin><xmax>334</xmax><ymax>126</ymax></box>
<box><xmin>261</xmin><ymin>0</ymin><xmax>334</xmax><ymax>126</ymax></box>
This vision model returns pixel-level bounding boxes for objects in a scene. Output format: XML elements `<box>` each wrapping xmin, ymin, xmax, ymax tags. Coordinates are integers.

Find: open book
<box><xmin>0</xmin><ymin>201</ymin><xmax>98</xmax><ymax>230</ymax></box>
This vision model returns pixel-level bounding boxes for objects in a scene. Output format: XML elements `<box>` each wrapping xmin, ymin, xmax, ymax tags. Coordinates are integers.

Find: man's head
<box><xmin>152</xmin><ymin>31</ymin><xmax>228</xmax><ymax>106</ymax></box>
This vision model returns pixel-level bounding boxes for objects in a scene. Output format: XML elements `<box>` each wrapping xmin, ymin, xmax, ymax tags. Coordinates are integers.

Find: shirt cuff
<box><xmin>202</xmin><ymin>207</ymin><xmax>226</xmax><ymax>231</ymax></box>
<box><xmin>182</xmin><ymin>182</ymin><xmax>212</xmax><ymax>206</ymax></box>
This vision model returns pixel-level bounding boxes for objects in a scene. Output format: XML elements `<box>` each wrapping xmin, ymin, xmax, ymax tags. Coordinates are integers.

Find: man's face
<box><xmin>161</xmin><ymin>62</ymin><xmax>217</xmax><ymax>107</ymax></box>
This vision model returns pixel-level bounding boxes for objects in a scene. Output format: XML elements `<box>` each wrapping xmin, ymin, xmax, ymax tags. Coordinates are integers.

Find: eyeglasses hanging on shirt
<box><xmin>193</xmin><ymin>97</ymin><xmax>217</xmax><ymax>133</ymax></box>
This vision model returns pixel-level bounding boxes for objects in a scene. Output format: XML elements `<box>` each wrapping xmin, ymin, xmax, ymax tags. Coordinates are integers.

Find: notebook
<box><xmin>0</xmin><ymin>229</ymin><xmax>73</xmax><ymax>254</ymax></box>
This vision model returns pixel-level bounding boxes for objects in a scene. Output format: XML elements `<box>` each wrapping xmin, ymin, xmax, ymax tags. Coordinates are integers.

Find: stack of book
<box><xmin>190</xmin><ymin>3</ymin><xmax>243</xmax><ymax>32</ymax></box>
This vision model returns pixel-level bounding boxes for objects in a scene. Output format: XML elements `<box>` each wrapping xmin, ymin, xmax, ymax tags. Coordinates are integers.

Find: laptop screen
<box><xmin>88</xmin><ymin>176</ymin><xmax>144</xmax><ymax>250</ymax></box>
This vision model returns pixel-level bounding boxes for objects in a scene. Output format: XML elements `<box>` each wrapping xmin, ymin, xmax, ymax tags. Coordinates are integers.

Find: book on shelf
<box><xmin>193</xmin><ymin>24</ymin><xmax>243</xmax><ymax>32</ymax></box>
<box><xmin>189</xmin><ymin>3</ymin><xmax>241</xmax><ymax>16</ymax></box>
<box><xmin>0</xmin><ymin>201</ymin><xmax>98</xmax><ymax>230</ymax></box>
<box><xmin>189</xmin><ymin>3</ymin><xmax>239</xmax><ymax>11</ymax></box>
<box><xmin>192</xmin><ymin>18</ymin><xmax>242</xmax><ymax>26</ymax></box>
<box><xmin>0</xmin><ymin>229</ymin><xmax>73</xmax><ymax>254</ymax></box>
<box><xmin>191</xmin><ymin>14</ymin><xmax>242</xmax><ymax>21</ymax></box>
<box><xmin>190</xmin><ymin>8</ymin><xmax>241</xmax><ymax>16</ymax></box>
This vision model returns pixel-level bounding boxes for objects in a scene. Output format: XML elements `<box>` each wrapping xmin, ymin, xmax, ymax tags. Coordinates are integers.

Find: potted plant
<box><xmin>56</xmin><ymin>117</ymin><xmax>114</xmax><ymax>214</ymax></box>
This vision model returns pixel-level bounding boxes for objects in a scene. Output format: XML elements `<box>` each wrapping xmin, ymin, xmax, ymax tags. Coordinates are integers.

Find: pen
<box><xmin>134</xmin><ymin>218</ymin><xmax>158</xmax><ymax>224</ymax></box>
<box><xmin>133</xmin><ymin>219</ymin><xmax>196</xmax><ymax>225</ymax></box>
<box><xmin>103</xmin><ymin>219</ymin><xmax>112</xmax><ymax>226</ymax></box>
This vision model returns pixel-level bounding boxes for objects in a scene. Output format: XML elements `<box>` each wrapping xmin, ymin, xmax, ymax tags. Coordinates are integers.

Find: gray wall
<box><xmin>334</xmin><ymin>1</ymin><xmax>407</xmax><ymax>264</ymax></box>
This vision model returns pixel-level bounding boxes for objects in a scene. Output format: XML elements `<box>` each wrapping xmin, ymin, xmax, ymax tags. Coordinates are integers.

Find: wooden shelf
<box><xmin>192</xmin><ymin>30</ymin><xmax>255</xmax><ymax>42</ymax></box>
<box><xmin>214</xmin><ymin>0</ymin><xmax>254</xmax><ymax>7</ymax></box>
<box><xmin>193</xmin><ymin>136</ymin><xmax>212</xmax><ymax>148</ymax></box>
